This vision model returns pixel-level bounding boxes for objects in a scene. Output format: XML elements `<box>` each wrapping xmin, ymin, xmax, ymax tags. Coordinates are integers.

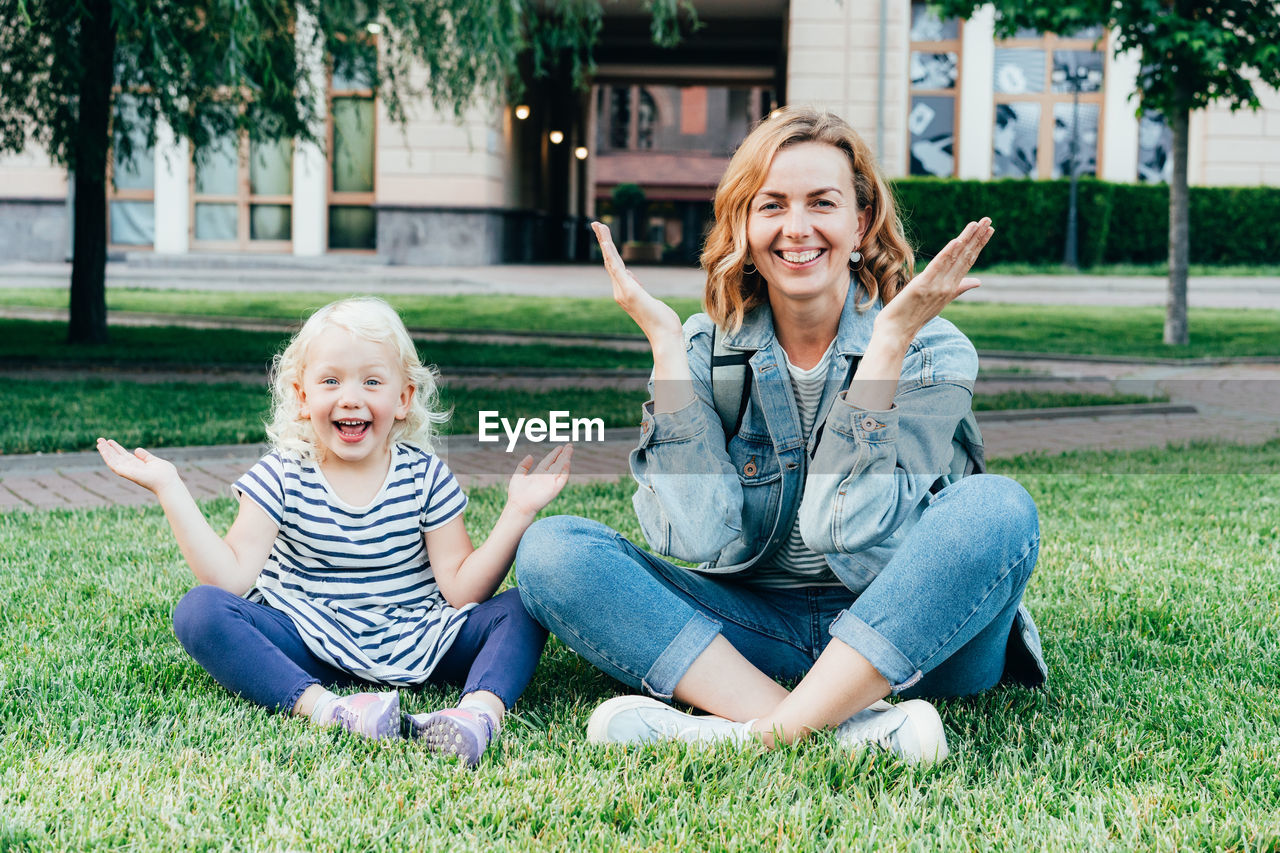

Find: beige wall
<box><xmin>374</xmin><ymin>73</ymin><xmax>511</xmax><ymax>208</ymax></box>
<box><xmin>0</xmin><ymin>148</ymin><xmax>67</xmax><ymax>198</ymax></box>
<box><xmin>786</xmin><ymin>0</ymin><xmax>910</xmax><ymax>175</ymax></box>
<box><xmin>1190</xmin><ymin>77</ymin><xmax>1280</xmax><ymax>186</ymax></box>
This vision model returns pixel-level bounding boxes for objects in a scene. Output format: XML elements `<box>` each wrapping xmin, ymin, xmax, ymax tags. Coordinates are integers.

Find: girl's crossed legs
<box><xmin>172</xmin><ymin>586</ymin><xmax>546</xmax><ymax>760</ymax></box>
<box><xmin>515</xmin><ymin>474</ymin><xmax>1040</xmax><ymax>760</ymax></box>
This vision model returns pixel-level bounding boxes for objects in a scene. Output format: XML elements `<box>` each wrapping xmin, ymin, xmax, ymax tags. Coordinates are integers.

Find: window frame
<box><xmin>189</xmin><ymin>133</ymin><xmax>295</xmax><ymax>253</ymax></box>
<box><xmin>992</xmin><ymin>30</ymin><xmax>1108</xmax><ymax>180</ymax></box>
<box><xmin>326</xmin><ymin>57</ymin><xmax>378</xmax><ymax>254</ymax></box>
<box><xmin>107</xmin><ymin>91</ymin><xmax>157</xmax><ymax>251</ymax></box>
<box><xmin>906</xmin><ymin>7</ymin><xmax>963</xmax><ymax>178</ymax></box>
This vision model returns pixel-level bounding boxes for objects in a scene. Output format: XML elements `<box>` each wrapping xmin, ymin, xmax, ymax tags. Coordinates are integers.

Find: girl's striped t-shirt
<box><xmin>233</xmin><ymin>442</ymin><xmax>472</xmax><ymax>686</ymax></box>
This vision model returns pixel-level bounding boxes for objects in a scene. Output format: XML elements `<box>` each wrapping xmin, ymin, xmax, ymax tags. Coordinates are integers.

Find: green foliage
<box><xmin>0</xmin><ymin>0</ymin><xmax>699</xmax><ymax>343</ymax></box>
<box><xmin>895</xmin><ymin>178</ymin><xmax>1280</xmax><ymax>267</ymax></box>
<box><xmin>928</xmin><ymin>0</ymin><xmax>1280</xmax><ymax>346</ymax></box>
<box><xmin>0</xmin><ymin>0</ymin><xmax>697</xmax><ymax>167</ymax></box>
<box><xmin>929</xmin><ymin>0</ymin><xmax>1280</xmax><ymax>118</ymax></box>
<box><xmin>610</xmin><ymin>183</ymin><xmax>647</xmax><ymax>211</ymax></box>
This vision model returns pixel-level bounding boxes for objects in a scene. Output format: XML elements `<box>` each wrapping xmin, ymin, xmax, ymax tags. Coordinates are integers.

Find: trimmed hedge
<box><xmin>891</xmin><ymin>178</ymin><xmax>1280</xmax><ymax>267</ymax></box>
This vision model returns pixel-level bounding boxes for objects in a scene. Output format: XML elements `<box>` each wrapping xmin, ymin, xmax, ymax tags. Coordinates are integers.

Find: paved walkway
<box><xmin>3</xmin><ymin>358</ymin><xmax>1276</xmax><ymax>512</ymax></box>
<box><xmin>3</xmin><ymin>258</ymin><xmax>1280</xmax><ymax>307</ymax></box>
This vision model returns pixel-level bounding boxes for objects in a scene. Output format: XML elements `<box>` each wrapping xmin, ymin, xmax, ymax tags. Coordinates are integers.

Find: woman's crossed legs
<box><xmin>515</xmin><ymin>474</ymin><xmax>1040</xmax><ymax>759</ymax></box>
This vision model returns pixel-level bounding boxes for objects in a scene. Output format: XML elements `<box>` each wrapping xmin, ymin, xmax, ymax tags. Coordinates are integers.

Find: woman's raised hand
<box><xmin>875</xmin><ymin>217</ymin><xmax>994</xmax><ymax>345</ymax></box>
<box><xmin>593</xmin><ymin>221</ymin><xmax>694</xmax><ymax>410</ymax></box>
<box><xmin>507</xmin><ymin>444</ymin><xmax>573</xmax><ymax>517</ymax></box>
<box><xmin>592</xmin><ymin>222</ymin><xmax>684</xmax><ymax>347</ymax></box>
<box><xmin>96</xmin><ymin>438</ymin><xmax>181</xmax><ymax>494</ymax></box>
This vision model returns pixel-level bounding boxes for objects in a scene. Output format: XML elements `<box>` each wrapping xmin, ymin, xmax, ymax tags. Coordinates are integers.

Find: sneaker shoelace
<box><xmin>840</xmin><ymin>716</ymin><xmax>902</xmax><ymax>751</ymax></box>
<box><xmin>639</xmin><ymin>708</ymin><xmax>732</xmax><ymax>743</ymax></box>
<box><xmin>331</xmin><ymin>702</ymin><xmax>362</xmax><ymax>733</ymax></box>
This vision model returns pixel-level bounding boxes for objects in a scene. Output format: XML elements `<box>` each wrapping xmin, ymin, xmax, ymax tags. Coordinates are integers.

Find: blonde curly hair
<box><xmin>266</xmin><ymin>297</ymin><xmax>448</xmax><ymax>459</ymax></box>
<box><xmin>702</xmin><ymin>106</ymin><xmax>916</xmax><ymax>333</ymax></box>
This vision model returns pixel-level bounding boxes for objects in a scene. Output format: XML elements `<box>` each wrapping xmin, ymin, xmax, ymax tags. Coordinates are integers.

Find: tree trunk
<box><xmin>1163</xmin><ymin>105</ymin><xmax>1190</xmax><ymax>347</ymax></box>
<box><xmin>67</xmin><ymin>0</ymin><xmax>117</xmax><ymax>344</ymax></box>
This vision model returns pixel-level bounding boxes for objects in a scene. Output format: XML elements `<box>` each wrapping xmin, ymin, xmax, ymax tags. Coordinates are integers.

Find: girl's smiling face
<box><xmin>296</xmin><ymin>327</ymin><xmax>414</xmax><ymax>471</ymax></box>
<box><xmin>746</xmin><ymin>141</ymin><xmax>869</xmax><ymax>309</ymax></box>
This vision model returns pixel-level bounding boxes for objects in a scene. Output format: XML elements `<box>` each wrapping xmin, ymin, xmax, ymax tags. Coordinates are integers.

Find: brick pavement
<box><xmin>3</xmin><ymin>361</ymin><xmax>1277</xmax><ymax>512</ymax></box>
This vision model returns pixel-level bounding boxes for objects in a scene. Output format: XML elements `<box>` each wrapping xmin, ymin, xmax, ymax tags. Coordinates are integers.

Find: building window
<box><xmin>190</xmin><ymin>133</ymin><xmax>294</xmax><ymax>250</ymax></box>
<box><xmin>1138</xmin><ymin>111</ymin><xmax>1173</xmax><ymax>183</ymax></box>
<box><xmin>992</xmin><ymin>27</ymin><xmax>1106</xmax><ymax>179</ymax></box>
<box><xmin>595</xmin><ymin>85</ymin><xmax>772</xmax><ymax>157</ymax></box>
<box><xmin>108</xmin><ymin>96</ymin><xmax>155</xmax><ymax>247</ymax></box>
<box><xmin>599</xmin><ymin>85</ymin><xmax>661</xmax><ymax>152</ymax></box>
<box><xmin>908</xmin><ymin>2</ymin><xmax>961</xmax><ymax>177</ymax></box>
<box><xmin>328</xmin><ymin>46</ymin><xmax>377</xmax><ymax>251</ymax></box>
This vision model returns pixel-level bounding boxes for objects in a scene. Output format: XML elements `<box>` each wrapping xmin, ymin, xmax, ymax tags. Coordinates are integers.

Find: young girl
<box><xmin>97</xmin><ymin>296</ymin><xmax>571</xmax><ymax>766</ymax></box>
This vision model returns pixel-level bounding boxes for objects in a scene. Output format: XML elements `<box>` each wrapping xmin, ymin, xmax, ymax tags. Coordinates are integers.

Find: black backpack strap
<box><xmin>710</xmin><ymin>325</ymin><xmax>751</xmax><ymax>439</ymax></box>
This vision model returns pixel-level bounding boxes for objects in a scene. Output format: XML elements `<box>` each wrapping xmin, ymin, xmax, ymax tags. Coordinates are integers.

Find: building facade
<box><xmin>1</xmin><ymin>0</ymin><xmax>1277</xmax><ymax>265</ymax></box>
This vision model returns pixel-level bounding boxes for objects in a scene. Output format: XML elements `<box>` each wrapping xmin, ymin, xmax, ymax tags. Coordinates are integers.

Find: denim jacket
<box><xmin>629</xmin><ymin>289</ymin><xmax>1047</xmax><ymax>688</ymax></box>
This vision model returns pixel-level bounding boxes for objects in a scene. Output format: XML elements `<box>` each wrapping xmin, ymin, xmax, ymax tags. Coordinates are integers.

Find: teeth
<box><xmin>781</xmin><ymin>249</ymin><xmax>822</xmax><ymax>263</ymax></box>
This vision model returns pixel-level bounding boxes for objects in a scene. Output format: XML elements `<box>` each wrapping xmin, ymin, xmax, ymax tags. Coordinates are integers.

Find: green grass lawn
<box><xmin>0</xmin><ymin>380</ymin><xmax>644</xmax><ymax>454</ymax></box>
<box><xmin>0</xmin><ymin>257</ymin><xmax>1277</xmax><ymax>325</ymax></box>
<box><xmin>0</xmin><ymin>319</ymin><xmax>655</xmax><ymax>371</ymax></box>
<box><xmin>2</xmin><ymin>441</ymin><xmax>1278</xmax><ymax>849</ymax></box>
<box><xmin>0</xmin><ymin>378</ymin><xmax>1164</xmax><ymax>454</ymax></box>
<box><xmin>0</xmin><ymin>289</ymin><xmax>704</xmax><ymax>339</ymax></box>
<box><xmin>6</xmin><ymin>291</ymin><xmax>1280</xmax><ymax>362</ymax></box>
<box><xmin>940</xmin><ymin>303</ymin><xmax>1280</xmax><ymax>359</ymax></box>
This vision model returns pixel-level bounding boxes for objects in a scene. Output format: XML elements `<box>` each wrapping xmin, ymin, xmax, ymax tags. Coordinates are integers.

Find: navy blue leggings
<box><xmin>172</xmin><ymin>585</ymin><xmax>547</xmax><ymax>713</ymax></box>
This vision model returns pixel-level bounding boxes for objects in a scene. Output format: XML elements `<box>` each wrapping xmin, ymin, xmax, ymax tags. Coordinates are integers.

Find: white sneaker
<box><xmin>833</xmin><ymin>699</ymin><xmax>949</xmax><ymax>765</ymax></box>
<box><xmin>586</xmin><ymin>695</ymin><xmax>751</xmax><ymax>746</ymax></box>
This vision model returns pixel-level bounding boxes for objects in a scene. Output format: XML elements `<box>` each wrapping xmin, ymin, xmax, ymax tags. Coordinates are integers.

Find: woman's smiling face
<box><xmin>746</xmin><ymin>141</ymin><xmax>869</xmax><ymax>307</ymax></box>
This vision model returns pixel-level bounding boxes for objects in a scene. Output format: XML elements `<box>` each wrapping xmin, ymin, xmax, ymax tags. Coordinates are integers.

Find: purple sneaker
<box><xmin>407</xmin><ymin>708</ymin><xmax>495</xmax><ymax>767</ymax></box>
<box><xmin>322</xmin><ymin>691</ymin><xmax>401</xmax><ymax>740</ymax></box>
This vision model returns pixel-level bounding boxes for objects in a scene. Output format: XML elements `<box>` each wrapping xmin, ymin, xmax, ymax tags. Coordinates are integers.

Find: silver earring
<box><xmin>849</xmin><ymin>249</ymin><xmax>863</xmax><ymax>270</ymax></box>
<box><xmin>743</xmin><ymin>256</ymin><xmax>757</xmax><ymax>274</ymax></box>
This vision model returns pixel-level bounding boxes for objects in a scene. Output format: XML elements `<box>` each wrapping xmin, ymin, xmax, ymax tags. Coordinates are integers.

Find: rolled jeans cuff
<box><xmin>642</xmin><ymin>611</ymin><xmax>722</xmax><ymax>700</ymax></box>
<box><xmin>829</xmin><ymin>610</ymin><xmax>923</xmax><ymax>694</ymax></box>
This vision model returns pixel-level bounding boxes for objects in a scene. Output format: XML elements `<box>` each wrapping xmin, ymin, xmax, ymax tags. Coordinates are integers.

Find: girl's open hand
<box><xmin>507</xmin><ymin>444</ymin><xmax>573</xmax><ymax>517</ymax></box>
<box><xmin>96</xmin><ymin>438</ymin><xmax>180</xmax><ymax>494</ymax></box>
<box><xmin>875</xmin><ymin>217</ymin><xmax>994</xmax><ymax>344</ymax></box>
<box><xmin>592</xmin><ymin>222</ymin><xmax>684</xmax><ymax>347</ymax></box>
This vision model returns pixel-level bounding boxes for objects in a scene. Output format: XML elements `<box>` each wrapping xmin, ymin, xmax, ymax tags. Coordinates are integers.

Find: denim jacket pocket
<box><xmin>727</xmin><ymin>433</ymin><xmax>783</xmax><ymax>552</ymax></box>
<box><xmin>729</xmin><ymin>433</ymin><xmax>782</xmax><ymax>485</ymax></box>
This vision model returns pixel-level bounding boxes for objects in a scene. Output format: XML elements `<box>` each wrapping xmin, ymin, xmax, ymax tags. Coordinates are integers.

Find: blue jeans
<box><xmin>516</xmin><ymin>474</ymin><xmax>1039</xmax><ymax>700</ymax></box>
<box><xmin>172</xmin><ymin>586</ymin><xmax>547</xmax><ymax>712</ymax></box>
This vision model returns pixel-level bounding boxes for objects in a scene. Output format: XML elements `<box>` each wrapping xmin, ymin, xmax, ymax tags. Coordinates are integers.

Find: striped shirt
<box><xmin>234</xmin><ymin>443</ymin><xmax>472</xmax><ymax>686</ymax></box>
<box><xmin>748</xmin><ymin>342</ymin><xmax>844</xmax><ymax>589</ymax></box>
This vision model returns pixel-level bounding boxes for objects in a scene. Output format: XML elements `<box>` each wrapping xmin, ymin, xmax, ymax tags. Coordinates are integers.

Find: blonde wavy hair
<box><xmin>702</xmin><ymin>106</ymin><xmax>916</xmax><ymax>333</ymax></box>
<box><xmin>266</xmin><ymin>297</ymin><xmax>448</xmax><ymax>459</ymax></box>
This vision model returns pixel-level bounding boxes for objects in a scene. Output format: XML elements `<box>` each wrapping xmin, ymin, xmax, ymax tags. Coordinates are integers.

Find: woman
<box><xmin>516</xmin><ymin>107</ymin><xmax>1044</xmax><ymax>764</ymax></box>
